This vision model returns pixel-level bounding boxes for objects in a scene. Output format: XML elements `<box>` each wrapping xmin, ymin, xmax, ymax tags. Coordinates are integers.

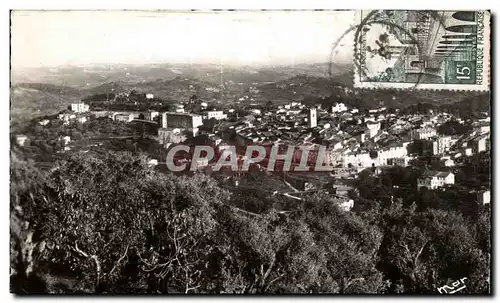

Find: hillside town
<box><xmin>10</xmin><ymin>8</ymin><xmax>493</xmax><ymax>295</ymax></box>
<box><xmin>13</xmin><ymin>87</ymin><xmax>492</xmax><ymax>212</ymax></box>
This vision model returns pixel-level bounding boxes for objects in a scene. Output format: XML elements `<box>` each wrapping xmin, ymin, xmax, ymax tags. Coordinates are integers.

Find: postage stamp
<box><xmin>353</xmin><ymin>10</ymin><xmax>491</xmax><ymax>90</ymax></box>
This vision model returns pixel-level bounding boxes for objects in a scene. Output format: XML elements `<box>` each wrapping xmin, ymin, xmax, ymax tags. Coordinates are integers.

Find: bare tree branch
<box><xmin>72</xmin><ymin>242</ymin><xmax>101</xmax><ymax>286</ymax></box>
<box><xmin>107</xmin><ymin>244</ymin><xmax>130</xmax><ymax>276</ymax></box>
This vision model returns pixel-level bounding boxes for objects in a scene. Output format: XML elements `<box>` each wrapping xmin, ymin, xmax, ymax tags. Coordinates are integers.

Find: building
<box><xmin>115</xmin><ymin>113</ymin><xmax>134</xmax><ymax>123</ymax></box>
<box><xmin>160</xmin><ymin>112</ymin><xmax>203</xmax><ymax>136</ymax></box>
<box><xmin>387</xmin><ymin>157</ymin><xmax>409</xmax><ymax>166</ymax></box>
<box><xmin>336</xmin><ymin>198</ymin><xmax>354</xmax><ymax>211</ymax></box>
<box><xmin>58</xmin><ymin>113</ymin><xmax>76</xmax><ymax>124</ymax></box>
<box><xmin>158</xmin><ymin>128</ymin><xmax>187</xmax><ymax>145</ymax></box>
<box><xmin>477</xmin><ymin>123</ymin><xmax>490</xmax><ymax>134</ymax></box>
<box><xmin>471</xmin><ymin>136</ymin><xmax>488</xmax><ymax>154</ymax></box>
<box><xmin>331</xmin><ymin>102</ymin><xmax>348</xmax><ymax>113</ymax></box>
<box><xmin>202</xmin><ymin>110</ymin><xmax>227</xmax><ymax>121</ymax></box>
<box><xmin>38</xmin><ymin>119</ymin><xmax>50</xmax><ymax>126</ymax></box>
<box><xmin>307</xmin><ymin>108</ymin><xmax>317</xmax><ymax>128</ymax></box>
<box><xmin>90</xmin><ymin>111</ymin><xmax>112</xmax><ymax>119</ymax></box>
<box><xmin>344</xmin><ymin>152</ymin><xmax>377</xmax><ymax>168</ymax></box>
<box><xmin>175</xmin><ymin>104</ymin><xmax>185</xmax><ymax>113</ymax></box>
<box><xmin>251</xmin><ymin>109</ymin><xmax>262</xmax><ymax>116</ymax></box>
<box><xmin>71</xmin><ymin>103</ymin><xmax>90</xmax><ymax>113</ymax></box>
<box><xmin>143</xmin><ymin>111</ymin><xmax>159</xmax><ymax>121</ymax></box>
<box><xmin>15</xmin><ymin>135</ymin><xmax>28</xmax><ymax>147</ymax></box>
<box><xmin>432</xmin><ymin>136</ymin><xmax>452</xmax><ymax>155</ymax></box>
<box><xmin>412</xmin><ymin>127</ymin><xmax>437</xmax><ymax>140</ymax></box>
<box><xmin>369</xmin><ymin>107</ymin><xmax>387</xmax><ymax>114</ymax></box>
<box><xmin>417</xmin><ymin>171</ymin><xmax>455</xmax><ymax>189</ymax></box>
<box><xmin>358</xmin><ymin>133</ymin><xmax>366</xmax><ymax>143</ymax></box>
<box><xmin>148</xmin><ymin>159</ymin><xmax>158</xmax><ymax>166</ymax></box>
<box><xmin>477</xmin><ymin>190</ymin><xmax>491</xmax><ymax>205</ymax></box>
<box><xmin>366</xmin><ymin>121</ymin><xmax>381</xmax><ymax>138</ymax></box>
<box><xmin>76</xmin><ymin>116</ymin><xmax>87</xmax><ymax>124</ymax></box>
<box><xmin>328</xmin><ymin>139</ymin><xmax>343</xmax><ymax>151</ymax></box>
<box><xmin>146</xmin><ymin>93</ymin><xmax>154</xmax><ymax>99</ymax></box>
<box><xmin>378</xmin><ymin>143</ymin><xmax>409</xmax><ymax>165</ymax></box>
<box><xmin>59</xmin><ymin>136</ymin><xmax>71</xmax><ymax>146</ymax></box>
<box><xmin>444</xmin><ymin>158</ymin><xmax>455</xmax><ymax>167</ymax></box>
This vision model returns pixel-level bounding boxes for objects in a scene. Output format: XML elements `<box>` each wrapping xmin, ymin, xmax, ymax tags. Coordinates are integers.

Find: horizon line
<box><xmin>11</xmin><ymin>60</ymin><xmax>353</xmax><ymax>70</ymax></box>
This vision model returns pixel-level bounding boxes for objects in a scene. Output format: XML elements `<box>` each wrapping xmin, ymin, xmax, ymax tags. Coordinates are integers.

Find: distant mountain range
<box><xmin>10</xmin><ymin>63</ymin><xmax>490</xmax><ymax>126</ymax></box>
<box><xmin>11</xmin><ymin>62</ymin><xmax>350</xmax><ymax>88</ymax></box>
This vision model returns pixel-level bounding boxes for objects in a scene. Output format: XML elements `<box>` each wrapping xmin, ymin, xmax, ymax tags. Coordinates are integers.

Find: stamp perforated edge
<box><xmin>352</xmin><ymin>10</ymin><xmax>491</xmax><ymax>91</ymax></box>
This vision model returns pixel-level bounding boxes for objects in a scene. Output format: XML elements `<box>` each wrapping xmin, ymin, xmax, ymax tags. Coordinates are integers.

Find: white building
<box><xmin>160</xmin><ymin>112</ymin><xmax>203</xmax><ymax>136</ymax></box>
<box><xmin>59</xmin><ymin>136</ymin><xmax>71</xmax><ymax>146</ymax></box>
<box><xmin>412</xmin><ymin>128</ymin><xmax>437</xmax><ymax>140</ymax></box>
<box><xmin>432</xmin><ymin>136</ymin><xmax>452</xmax><ymax>155</ymax></box>
<box><xmin>76</xmin><ymin>116</ymin><xmax>87</xmax><ymax>124</ymax></box>
<box><xmin>344</xmin><ymin>152</ymin><xmax>377</xmax><ymax>168</ymax></box>
<box><xmin>175</xmin><ymin>104</ymin><xmax>185</xmax><ymax>113</ymax></box>
<box><xmin>58</xmin><ymin>113</ymin><xmax>76</xmax><ymax>124</ymax></box>
<box><xmin>143</xmin><ymin>111</ymin><xmax>159</xmax><ymax>121</ymax></box>
<box><xmin>366</xmin><ymin>121</ymin><xmax>381</xmax><ymax>138</ymax></box>
<box><xmin>202</xmin><ymin>111</ymin><xmax>227</xmax><ymax>120</ymax></box>
<box><xmin>71</xmin><ymin>103</ymin><xmax>90</xmax><ymax>113</ymax></box>
<box><xmin>147</xmin><ymin>159</ymin><xmax>158</xmax><ymax>166</ymax></box>
<box><xmin>471</xmin><ymin>136</ymin><xmax>488</xmax><ymax>154</ymax></box>
<box><xmin>444</xmin><ymin>158</ymin><xmax>455</xmax><ymax>167</ymax></box>
<box><xmin>480</xmin><ymin>124</ymin><xmax>490</xmax><ymax>134</ymax></box>
<box><xmin>38</xmin><ymin>119</ymin><xmax>50</xmax><ymax>126</ymax></box>
<box><xmin>332</xmin><ymin>102</ymin><xmax>348</xmax><ymax>113</ymax></box>
<box><xmin>417</xmin><ymin>171</ymin><xmax>455</xmax><ymax>189</ymax></box>
<box><xmin>378</xmin><ymin>143</ymin><xmax>409</xmax><ymax>166</ymax></box>
<box><xmin>336</xmin><ymin>199</ymin><xmax>354</xmax><ymax>211</ymax></box>
<box><xmin>115</xmin><ymin>113</ymin><xmax>134</xmax><ymax>123</ymax></box>
<box><xmin>308</xmin><ymin>108</ymin><xmax>317</xmax><ymax>128</ymax></box>
<box><xmin>15</xmin><ymin>135</ymin><xmax>27</xmax><ymax>147</ymax></box>
<box><xmin>146</xmin><ymin>93</ymin><xmax>154</xmax><ymax>99</ymax></box>
<box><xmin>478</xmin><ymin>190</ymin><xmax>490</xmax><ymax>205</ymax></box>
<box><xmin>251</xmin><ymin>109</ymin><xmax>262</xmax><ymax>116</ymax></box>
<box><xmin>369</xmin><ymin>107</ymin><xmax>386</xmax><ymax>114</ymax></box>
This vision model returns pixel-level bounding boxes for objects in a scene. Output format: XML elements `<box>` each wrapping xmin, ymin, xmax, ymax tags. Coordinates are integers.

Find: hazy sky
<box><xmin>11</xmin><ymin>10</ymin><xmax>355</xmax><ymax>67</ymax></box>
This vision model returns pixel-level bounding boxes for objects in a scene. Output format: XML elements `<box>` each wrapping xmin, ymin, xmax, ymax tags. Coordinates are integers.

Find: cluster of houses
<box><xmin>184</xmin><ymin>101</ymin><xmax>490</xmax><ymax>202</ymax></box>
<box><xmin>13</xmin><ymin>93</ymin><xmax>491</xmax><ymax>210</ymax></box>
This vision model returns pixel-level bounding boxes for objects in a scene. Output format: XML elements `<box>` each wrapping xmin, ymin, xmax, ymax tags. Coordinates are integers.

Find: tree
<box><xmin>71</xmin><ymin>130</ymin><xmax>83</xmax><ymax>141</ymax></box>
<box><xmin>10</xmin><ymin>154</ymin><xmax>52</xmax><ymax>292</ymax></box>
<box><xmin>215</xmin><ymin>210</ymin><xmax>326</xmax><ymax>293</ymax></box>
<box><xmin>20</xmin><ymin>151</ymin><xmax>230</xmax><ymax>293</ymax></box>
<box><xmin>299</xmin><ymin>195</ymin><xmax>387</xmax><ymax>293</ymax></box>
<box><xmin>10</xmin><ymin>149</ymin><xmax>491</xmax><ymax>294</ymax></box>
<box><xmin>376</xmin><ymin>202</ymin><xmax>490</xmax><ymax>293</ymax></box>
<box><xmin>437</xmin><ymin>120</ymin><xmax>471</xmax><ymax>136</ymax></box>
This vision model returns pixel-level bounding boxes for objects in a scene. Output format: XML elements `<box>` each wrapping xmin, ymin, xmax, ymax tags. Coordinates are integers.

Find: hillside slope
<box><xmin>10</xmin><ymin>84</ymin><xmax>84</xmax><ymax>125</ymax></box>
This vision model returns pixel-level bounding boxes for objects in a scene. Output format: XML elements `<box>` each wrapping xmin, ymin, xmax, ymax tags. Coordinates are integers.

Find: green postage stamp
<box><xmin>354</xmin><ymin>10</ymin><xmax>490</xmax><ymax>90</ymax></box>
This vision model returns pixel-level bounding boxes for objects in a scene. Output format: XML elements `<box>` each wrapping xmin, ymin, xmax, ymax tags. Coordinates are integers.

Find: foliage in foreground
<box><xmin>10</xmin><ymin>151</ymin><xmax>490</xmax><ymax>294</ymax></box>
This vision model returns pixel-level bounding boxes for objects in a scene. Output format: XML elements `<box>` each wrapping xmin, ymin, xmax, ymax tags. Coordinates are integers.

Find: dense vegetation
<box><xmin>11</xmin><ymin>151</ymin><xmax>490</xmax><ymax>294</ymax></box>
